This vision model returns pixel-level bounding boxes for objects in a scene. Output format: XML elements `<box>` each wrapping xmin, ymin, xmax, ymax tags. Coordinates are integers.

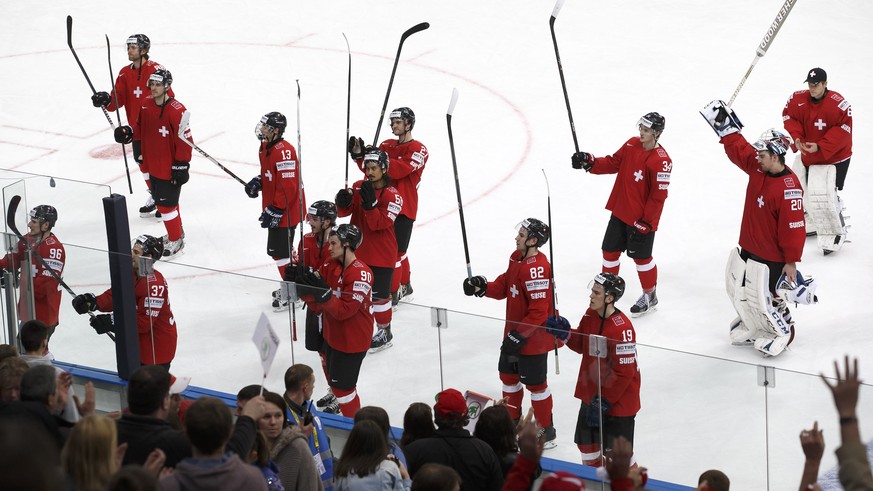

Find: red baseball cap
<box><xmin>434</xmin><ymin>388</ymin><xmax>467</xmax><ymax>418</ymax></box>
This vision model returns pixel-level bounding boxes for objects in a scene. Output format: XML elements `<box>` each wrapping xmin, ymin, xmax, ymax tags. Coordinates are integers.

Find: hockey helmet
<box><xmin>134</xmin><ymin>234</ymin><xmax>163</xmax><ymax>261</ymax></box>
<box><xmin>126</xmin><ymin>34</ymin><xmax>151</xmax><ymax>51</ymax></box>
<box><xmin>752</xmin><ymin>128</ymin><xmax>791</xmax><ymax>156</ymax></box>
<box><xmin>389</xmin><ymin>107</ymin><xmax>416</xmax><ymax>130</ymax></box>
<box><xmin>589</xmin><ymin>273</ymin><xmax>626</xmax><ymax>302</ymax></box>
<box><xmin>638</xmin><ymin>112</ymin><xmax>666</xmax><ymax>133</ymax></box>
<box><xmin>516</xmin><ymin>218</ymin><xmax>550</xmax><ymax>247</ymax></box>
<box><xmin>331</xmin><ymin>224</ymin><xmax>363</xmax><ymax>251</ymax></box>
<box><xmin>29</xmin><ymin>205</ymin><xmax>58</xmax><ymax>229</ymax></box>
<box><xmin>307</xmin><ymin>200</ymin><xmax>338</xmax><ymax>224</ymax></box>
<box><xmin>148</xmin><ymin>67</ymin><xmax>172</xmax><ymax>87</ymax></box>
<box><xmin>363</xmin><ymin>148</ymin><xmax>389</xmax><ymax>172</ymax></box>
<box><xmin>255</xmin><ymin>112</ymin><xmax>288</xmax><ymax>141</ymax></box>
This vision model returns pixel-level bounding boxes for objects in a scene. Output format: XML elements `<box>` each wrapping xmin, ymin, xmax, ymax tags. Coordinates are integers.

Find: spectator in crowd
<box><xmin>61</xmin><ymin>414</ymin><xmax>121</xmax><ymax>491</ymax></box>
<box><xmin>0</xmin><ymin>420</ymin><xmax>62</xmax><ymax>489</ymax></box>
<box><xmin>334</xmin><ymin>419</ymin><xmax>411</xmax><ymax>490</ymax></box>
<box><xmin>411</xmin><ymin>463</ymin><xmax>462</xmax><ymax>491</ymax></box>
<box><xmin>799</xmin><ymin>422</ymin><xmax>824</xmax><ymax>491</ymax></box>
<box><xmin>107</xmin><ymin>465</ymin><xmax>161</xmax><ymax>491</ymax></box>
<box><xmin>260</xmin><ymin>390</ymin><xmax>324</xmax><ymax>491</ymax></box>
<box><xmin>282</xmin><ymin>364</ymin><xmax>334</xmax><ymax>490</ymax></box>
<box><xmin>0</xmin><ymin>343</ymin><xmax>17</xmax><ymax>362</ymax></box>
<box><xmin>499</xmin><ymin>415</ymin><xmax>542</xmax><ymax>491</ymax></box>
<box><xmin>474</xmin><ymin>405</ymin><xmax>522</xmax><ymax>477</ymax></box>
<box><xmin>0</xmin><ymin>357</ymin><xmax>28</xmax><ymax>402</ymax></box>
<box><xmin>160</xmin><ymin>397</ymin><xmax>268</xmax><ymax>491</ymax></box>
<box><xmin>405</xmin><ymin>388</ymin><xmax>503</xmax><ymax>491</ymax></box>
<box><xmin>697</xmin><ymin>469</ymin><xmax>730</xmax><ymax>491</ymax></box>
<box><xmin>401</xmin><ymin>402</ymin><xmax>435</xmax><ymax>449</ymax></box>
<box><xmin>237</xmin><ymin>383</ymin><xmax>263</xmax><ymax>414</ymax></box>
<box><xmin>248</xmin><ymin>430</ymin><xmax>285</xmax><ymax>491</ymax></box>
<box><xmin>355</xmin><ymin>405</ymin><xmax>407</xmax><ymax>468</ymax></box>
<box><xmin>0</xmin><ymin>364</ymin><xmax>74</xmax><ymax>448</ymax></box>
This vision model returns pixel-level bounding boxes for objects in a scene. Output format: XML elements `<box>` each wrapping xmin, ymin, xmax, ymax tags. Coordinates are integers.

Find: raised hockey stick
<box><xmin>549</xmin><ymin>0</ymin><xmax>579</xmax><ymax>153</ymax></box>
<box><xmin>542</xmin><ymin>170</ymin><xmax>560</xmax><ymax>375</ymax></box>
<box><xmin>371</xmin><ymin>22</ymin><xmax>430</xmax><ymax>146</ymax></box>
<box><xmin>727</xmin><ymin>0</ymin><xmax>799</xmax><ymax>107</ymax></box>
<box><xmin>6</xmin><ymin>195</ymin><xmax>115</xmax><ymax>341</ymax></box>
<box><xmin>446</xmin><ymin>89</ymin><xmax>473</xmax><ymax>279</ymax></box>
<box><xmin>343</xmin><ymin>33</ymin><xmax>352</xmax><ymax>189</ymax></box>
<box><xmin>176</xmin><ymin>111</ymin><xmax>247</xmax><ymax>185</ymax></box>
<box><xmin>105</xmin><ymin>34</ymin><xmax>133</xmax><ymax>195</ymax></box>
<box><xmin>66</xmin><ymin>16</ymin><xmax>115</xmax><ymax>129</ymax></box>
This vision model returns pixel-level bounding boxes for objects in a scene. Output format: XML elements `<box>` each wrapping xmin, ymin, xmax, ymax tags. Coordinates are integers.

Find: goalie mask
<box><xmin>776</xmin><ymin>271</ymin><xmax>819</xmax><ymax>305</ymax></box>
<box><xmin>589</xmin><ymin>273</ymin><xmax>626</xmax><ymax>303</ymax></box>
<box><xmin>255</xmin><ymin>112</ymin><xmax>288</xmax><ymax>141</ymax></box>
<box><xmin>752</xmin><ymin>128</ymin><xmax>791</xmax><ymax>156</ymax></box>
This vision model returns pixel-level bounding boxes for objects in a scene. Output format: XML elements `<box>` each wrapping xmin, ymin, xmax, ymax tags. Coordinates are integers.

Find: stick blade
<box><xmin>447</xmin><ymin>88</ymin><xmax>459</xmax><ymax>116</ymax></box>
<box><xmin>551</xmin><ymin>0</ymin><xmax>566</xmax><ymax>19</ymax></box>
<box><xmin>6</xmin><ymin>195</ymin><xmax>22</xmax><ymax>234</ymax></box>
<box><xmin>178</xmin><ymin>110</ymin><xmax>191</xmax><ymax>139</ymax></box>
<box><xmin>402</xmin><ymin>22</ymin><xmax>430</xmax><ymax>40</ymax></box>
<box><xmin>66</xmin><ymin>15</ymin><xmax>73</xmax><ymax>46</ymax></box>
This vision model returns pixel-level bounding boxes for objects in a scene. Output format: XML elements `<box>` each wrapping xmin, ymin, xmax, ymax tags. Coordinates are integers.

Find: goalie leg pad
<box><xmin>725</xmin><ymin>249</ymin><xmax>772</xmax><ymax>341</ymax></box>
<box><xmin>754</xmin><ymin>335</ymin><xmax>790</xmax><ymax>357</ymax></box>
<box><xmin>729</xmin><ymin>316</ymin><xmax>754</xmax><ymax>346</ymax></box>
<box><xmin>807</xmin><ymin>165</ymin><xmax>847</xmax><ymax>244</ymax></box>
<box><xmin>792</xmin><ymin>157</ymin><xmax>816</xmax><ymax>236</ymax></box>
<box><xmin>744</xmin><ymin>258</ymin><xmax>792</xmax><ymax>338</ymax></box>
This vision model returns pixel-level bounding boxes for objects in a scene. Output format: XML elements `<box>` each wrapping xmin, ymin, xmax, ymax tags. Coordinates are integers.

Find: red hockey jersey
<box><xmin>133</xmin><ymin>97</ymin><xmax>192</xmax><ymax>180</ymax></box>
<box><xmin>565</xmin><ymin>308</ymin><xmax>640</xmax><ymax>417</ymax></box>
<box><xmin>295</xmin><ymin>232</ymin><xmax>331</xmax><ymax>271</ymax></box>
<box><xmin>95</xmin><ymin>269</ymin><xmax>178</xmax><ymax>365</ymax></box>
<box><xmin>356</xmin><ymin>139</ymin><xmax>428</xmax><ymax>220</ymax></box>
<box><xmin>337</xmin><ymin>180</ymin><xmax>402</xmax><ymax>268</ymax></box>
<box><xmin>314</xmin><ymin>259</ymin><xmax>374</xmax><ymax>354</ymax></box>
<box><xmin>0</xmin><ymin>234</ymin><xmax>65</xmax><ymax>327</ymax></box>
<box><xmin>106</xmin><ymin>60</ymin><xmax>175</xmax><ymax>126</ymax></box>
<box><xmin>782</xmin><ymin>89</ymin><xmax>852</xmax><ymax>166</ymax></box>
<box><xmin>720</xmin><ymin>133</ymin><xmax>806</xmax><ymax>263</ymax></box>
<box><xmin>485</xmin><ymin>250</ymin><xmax>554</xmax><ymax>356</ymax></box>
<box><xmin>589</xmin><ymin>137</ymin><xmax>672</xmax><ymax>230</ymax></box>
<box><xmin>259</xmin><ymin>139</ymin><xmax>305</xmax><ymax>227</ymax></box>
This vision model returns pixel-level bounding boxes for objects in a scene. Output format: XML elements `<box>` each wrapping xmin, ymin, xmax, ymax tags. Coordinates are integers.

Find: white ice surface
<box><xmin>2</xmin><ymin>1</ymin><xmax>873</xmax><ymax>489</ymax></box>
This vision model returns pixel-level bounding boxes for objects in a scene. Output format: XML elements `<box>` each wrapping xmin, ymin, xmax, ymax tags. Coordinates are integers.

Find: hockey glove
<box><xmin>114</xmin><ymin>125</ymin><xmax>133</xmax><ymax>144</ymax></box>
<box><xmin>700</xmin><ymin>100</ymin><xmax>743</xmax><ymax>138</ymax></box>
<box><xmin>284</xmin><ymin>263</ymin><xmax>309</xmax><ymax>283</ymax></box>
<box><xmin>92</xmin><ymin>91</ymin><xmax>111</xmax><ymax>108</ymax></box>
<box><xmin>72</xmin><ymin>293</ymin><xmax>98</xmax><ymax>315</ymax></box>
<box><xmin>90</xmin><ymin>314</ymin><xmax>114</xmax><ymax>335</ymax></box>
<box><xmin>501</xmin><ymin>329</ymin><xmax>527</xmax><ymax>356</ymax></box>
<box><xmin>296</xmin><ymin>271</ymin><xmax>332</xmax><ymax>303</ymax></box>
<box><xmin>259</xmin><ymin>205</ymin><xmax>284</xmax><ymax>229</ymax></box>
<box><xmin>244</xmin><ymin>176</ymin><xmax>262</xmax><ymax>198</ymax></box>
<box><xmin>545</xmin><ymin>315</ymin><xmax>571</xmax><ymax>341</ymax></box>
<box><xmin>335</xmin><ymin>188</ymin><xmax>354</xmax><ymax>209</ymax></box>
<box><xmin>633</xmin><ymin>219</ymin><xmax>652</xmax><ymax>235</ymax></box>
<box><xmin>586</xmin><ymin>396</ymin><xmax>612</xmax><ymax>428</ymax></box>
<box><xmin>359</xmin><ymin>180</ymin><xmax>378</xmax><ymax>210</ymax></box>
<box><xmin>132</xmin><ymin>140</ymin><xmax>143</xmax><ymax>163</ymax></box>
<box><xmin>348</xmin><ymin>136</ymin><xmax>365</xmax><ymax>160</ymax></box>
<box><xmin>462</xmin><ymin>276</ymin><xmax>488</xmax><ymax>297</ymax></box>
<box><xmin>171</xmin><ymin>161</ymin><xmax>190</xmax><ymax>186</ymax></box>
<box><xmin>571</xmin><ymin>152</ymin><xmax>594</xmax><ymax>171</ymax></box>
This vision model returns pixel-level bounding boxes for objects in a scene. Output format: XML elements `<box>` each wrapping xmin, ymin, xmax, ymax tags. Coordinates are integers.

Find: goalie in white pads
<box><xmin>701</xmin><ymin>100</ymin><xmax>808</xmax><ymax>356</ymax></box>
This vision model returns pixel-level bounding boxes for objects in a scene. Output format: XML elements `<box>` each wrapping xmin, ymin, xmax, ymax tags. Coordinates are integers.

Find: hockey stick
<box><xmin>727</xmin><ymin>0</ymin><xmax>799</xmax><ymax>107</ymax></box>
<box><xmin>548</xmin><ymin>0</ymin><xmax>579</xmax><ymax>153</ymax></box>
<box><xmin>446</xmin><ymin>89</ymin><xmax>473</xmax><ymax>279</ymax></box>
<box><xmin>105</xmin><ymin>34</ymin><xmax>134</xmax><ymax>195</ymax></box>
<box><xmin>541</xmin><ymin>170</ymin><xmax>560</xmax><ymax>375</ymax></box>
<box><xmin>176</xmin><ymin>111</ymin><xmax>247</xmax><ymax>185</ymax></box>
<box><xmin>343</xmin><ymin>33</ymin><xmax>352</xmax><ymax>189</ymax></box>
<box><xmin>66</xmin><ymin>15</ymin><xmax>115</xmax><ymax>129</ymax></box>
<box><xmin>5</xmin><ymin>195</ymin><xmax>114</xmax><ymax>341</ymax></box>
<box><xmin>371</xmin><ymin>22</ymin><xmax>430</xmax><ymax>146</ymax></box>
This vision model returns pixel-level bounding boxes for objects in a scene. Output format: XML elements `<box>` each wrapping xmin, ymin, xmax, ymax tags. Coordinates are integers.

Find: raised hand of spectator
<box><xmin>604</xmin><ymin>436</ymin><xmax>633</xmax><ymax>479</ymax></box>
<box><xmin>115</xmin><ymin>442</ymin><xmax>128</xmax><ymax>470</ymax></box>
<box><xmin>74</xmin><ymin>381</ymin><xmax>96</xmax><ymax>417</ymax></box>
<box><xmin>143</xmin><ymin>448</ymin><xmax>167</xmax><ymax>477</ymax></box>
<box><xmin>820</xmin><ymin>355</ymin><xmax>862</xmax><ymax>418</ymax></box>
<box><xmin>516</xmin><ymin>412</ymin><xmax>544</xmax><ymax>463</ymax></box>
<box><xmin>240</xmin><ymin>394</ymin><xmax>267</xmax><ymax>421</ymax></box>
<box><xmin>800</xmin><ymin>421</ymin><xmax>825</xmax><ymax>462</ymax></box>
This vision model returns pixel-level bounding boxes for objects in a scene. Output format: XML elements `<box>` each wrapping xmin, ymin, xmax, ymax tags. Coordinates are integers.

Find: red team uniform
<box><xmin>0</xmin><ymin>235</ymin><xmax>65</xmax><ymax>328</ymax></box>
<box><xmin>107</xmin><ymin>60</ymin><xmax>175</xmax><ymax>147</ymax></box>
<box><xmin>565</xmin><ymin>308</ymin><xmax>640</xmax><ymax>467</ymax></box>
<box><xmin>782</xmin><ymin>87</ymin><xmax>852</xmax><ymax>171</ymax></box>
<box><xmin>485</xmin><ymin>250</ymin><xmax>555</xmax><ymax>429</ymax></box>
<box><xmin>259</xmin><ymin>138</ymin><xmax>304</xmax><ymax>275</ymax></box>
<box><xmin>94</xmin><ymin>270</ymin><xmax>178</xmax><ymax>366</ymax></box>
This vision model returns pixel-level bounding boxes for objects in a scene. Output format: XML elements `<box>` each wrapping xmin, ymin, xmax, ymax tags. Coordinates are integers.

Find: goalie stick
<box><xmin>372</xmin><ymin>22</ymin><xmax>430</xmax><ymax>146</ymax></box>
<box><xmin>5</xmin><ymin>195</ymin><xmax>114</xmax><ymax>341</ymax></box>
<box><xmin>446</xmin><ymin>89</ymin><xmax>473</xmax><ymax>279</ymax></box>
<box><xmin>176</xmin><ymin>111</ymin><xmax>247</xmax><ymax>185</ymax></box>
<box><xmin>548</xmin><ymin>0</ymin><xmax>580</xmax><ymax>152</ymax></box>
<box><xmin>727</xmin><ymin>0</ymin><xmax>799</xmax><ymax>107</ymax></box>
<box><xmin>541</xmin><ymin>169</ymin><xmax>560</xmax><ymax>375</ymax></box>
<box><xmin>105</xmin><ymin>34</ymin><xmax>134</xmax><ymax>194</ymax></box>
<box><xmin>66</xmin><ymin>16</ymin><xmax>115</xmax><ymax>130</ymax></box>
<box><xmin>343</xmin><ymin>33</ymin><xmax>352</xmax><ymax>189</ymax></box>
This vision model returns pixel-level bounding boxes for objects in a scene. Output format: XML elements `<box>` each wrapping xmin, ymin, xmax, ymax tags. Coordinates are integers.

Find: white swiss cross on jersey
<box><xmin>158</xmin><ymin>126</ymin><xmax>169</xmax><ymax>137</ymax></box>
<box><xmin>133</xmin><ymin>86</ymin><xmax>143</xmax><ymax>98</ymax></box>
<box><xmin>634</xmin><ymin>170</ymin><xmax>644</xmax><ymax>182</ymax></box>
<box><xmin>509</xmin><ymin>284</ymin><xmax>519</xmax><ymax>298</ymax></box>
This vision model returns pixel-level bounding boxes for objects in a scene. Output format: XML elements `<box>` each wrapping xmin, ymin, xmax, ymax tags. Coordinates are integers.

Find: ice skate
<box><xmin>368</xmin><ymin>327</ymin><xmax>393</xmax><ymax>354</ymax></box>
<box><xmin>162</xmin><ymin>237</ymin><xmax>185</xmax><ymax>260</ymax></box>
<box><xmin>629</xmin><ymin>290</ymin><xmax>658</xmax><ymax>317</ymax></box>
<box><xmin>539</xmin><ymin>425</ymin><xmax>557</xmax><ymax>450</ymax></box>
<box><xmin>139</xmin><ymin>195</ymin><xmax>157</xmax><ymax>218</ymax></box>
<box><xmin>316</xmin><ymin>390</ymin><xmax>337</xmax><ymax>409</ymax></box>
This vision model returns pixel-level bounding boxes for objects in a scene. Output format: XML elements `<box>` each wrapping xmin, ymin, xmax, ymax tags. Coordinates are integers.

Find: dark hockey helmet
<box><xmin>389</xmin><ymin>107</ymin><xmax>415</xmax><ymax>130</ymax></box>
<box><xmin>363</xmin><ymin>148</ymin><xmax>389</xmax><ymax>171</ymax></box>
<box><xmin>638</xmin><ymin>112</ymin><xmax>666</xmax><ymax>133</ymax></box>
<box><xmin>126</xmin><ymin>34</ymin><xmax>151</xmax><ymax>51</ymax></box>
<box><xmin>307</xmin><ymin>200</ymin><xmax>338</xmax><ymax>224</ymax></box>
<box><xmin>331</xmin><ymin>224</ymin><xmax>363</xmax><ymax>251</ymax></box>
<box><xmin>256</xmin><ymin>111</ymin><xmax>288</xmax><ymax>141</ymax></box>
<box><xmin>752</xmin><ymin>128</ymin><xmax>792</xmax><ymax>157</ymax></box>
<box><xmin>516</xmin><ymin>218</ymin><xmax>550</xmax><ymax>247</ymax></box>
<box><xmin>590</xmin><ymin>273</ymin><xmax>626</xmax><ymax>302</ymax></box>
<box><xmin>29</xmin><ymin>205</ymin><xmax>58</xmax><ymax>229</ymax></box>
<box><xmin>134</xmin><ymin>234</ymin><xmax>163</xmax><ymax>261</ymax></box>
<box><xmin>148</xmin><ymin>67</ymin><xmax>172</xmax><ymax>87</ymax></box>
